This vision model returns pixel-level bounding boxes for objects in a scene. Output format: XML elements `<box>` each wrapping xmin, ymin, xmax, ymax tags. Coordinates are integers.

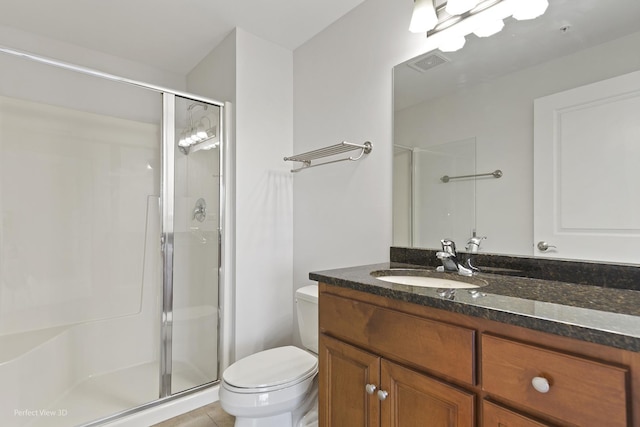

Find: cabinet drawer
<box><xmin>483</xmin><ymin>400</ymin><xmax>552</xmax><ymax>427</ymax></box>
<box><xmin>320</xmin><ymin>293</ymin><xmax>475</xmax><ymax>385</ymax></box>
<box><xmin>481</xmin><ymin>334</ymin><xmax>628</xmax><ymax>426</ymax></box>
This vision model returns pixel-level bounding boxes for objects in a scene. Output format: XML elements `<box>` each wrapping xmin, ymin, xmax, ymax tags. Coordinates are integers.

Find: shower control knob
<box><xmin>377</xmin><ymin>390</ymin><xmax>389</xmax><ymax>401</ymax></box>
<box><xmin>193</xmin><ymin>198</ymin><xmax>207</xmax><ymax>222</ymax></box>
<box><xmin>365</xmin><ymin>384</ymin><xmax>377</xmax><ymax>395</ymax></box>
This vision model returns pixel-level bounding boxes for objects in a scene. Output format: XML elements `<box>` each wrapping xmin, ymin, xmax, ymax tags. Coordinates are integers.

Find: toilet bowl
<box><xmin>219</xmin><ymin>285</ymin><xmax>319</xmax><ymax>427</ymax></box>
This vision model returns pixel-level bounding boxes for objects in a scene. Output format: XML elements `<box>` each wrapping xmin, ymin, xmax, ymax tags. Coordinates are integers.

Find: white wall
<box><xmin>187</xmin><ymin>31</ymin><xmax>237</xmax><ymax>103</ymax></box>
<box><xmin>234</xmin><ymin>29</ymin><xmax>294</xmax><ymax>360</ymax></box>
<box><xmin>188</xmin><ymin>29</ymin><xmax>294</xmax><ymax>361</ymax></box>
<box><xmin>292</xmin><ymin>0</ymin><xmax>429</xmax><ymax>297</ymax></box>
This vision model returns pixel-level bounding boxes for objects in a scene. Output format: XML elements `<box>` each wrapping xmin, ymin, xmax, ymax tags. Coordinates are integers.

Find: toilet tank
<box><xmin>295</xmin><ymin>285</ymin><xmax>318</xmax><ymax>354</ymax></box>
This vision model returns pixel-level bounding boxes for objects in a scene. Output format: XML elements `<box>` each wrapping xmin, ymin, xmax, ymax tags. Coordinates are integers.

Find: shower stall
<box><xmin>0</xmin><ymin>47</ymin><xmax>226</xmax><ymax>426</ymax></box>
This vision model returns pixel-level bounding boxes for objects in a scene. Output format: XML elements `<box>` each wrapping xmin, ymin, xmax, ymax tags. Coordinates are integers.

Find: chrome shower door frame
<box><xmin>160</xmin><ymin>93</ymin><xmax>227</xmax><ymax>398</ymax></box>
<box><xmin>160</xmin><ymin>93</ymin><xmax>176</xmax><ymax>397</ymax></box>
<box><xmin>161</xmin><ymin>93</ymin><xmax>227</xmax><ymax>398</ymax></box>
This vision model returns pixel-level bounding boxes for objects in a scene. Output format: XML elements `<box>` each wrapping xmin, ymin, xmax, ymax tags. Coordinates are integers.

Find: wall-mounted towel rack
<box><xmin>284</xmin><ymin>141</ymin><xmax>372</xmax><ymax>173</ymax></box>
<box><xmin>441</xmin><ymin>169</ymin><xmax>503</xmax><ymax>183</ymax></box>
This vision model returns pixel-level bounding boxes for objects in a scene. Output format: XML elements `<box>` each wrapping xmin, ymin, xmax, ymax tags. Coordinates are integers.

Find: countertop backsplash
<box><xmin>391</xmin><ymin>246</ymin><xmax>640</xmax><ymax>291</ymax></box>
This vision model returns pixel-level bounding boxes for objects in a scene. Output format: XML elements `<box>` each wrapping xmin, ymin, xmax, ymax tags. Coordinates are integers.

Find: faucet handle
<box><xmin>440</xmin><ymin>239</ymin><xmax>457</xmax><ymax>254</ymax></box>
<box><xmin>466</xmin><ymin>236</ymin><xmax>486</xmax><ymax>253</ymax></box>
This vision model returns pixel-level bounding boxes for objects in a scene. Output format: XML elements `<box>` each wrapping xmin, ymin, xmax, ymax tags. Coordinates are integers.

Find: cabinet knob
<box><xmin>365</xmin><ymin>384</ymin><xmax>377</xmax><ymax>395</ymax></box>
<box><xmin>531</xmin><ymin>376</ymin><xmax>550</xmax><ymax>393</ymax></box>
<box><xmin>377</xmin><ymin>390</ymin><xmax>389</xmax><ymax>401</ymax></box>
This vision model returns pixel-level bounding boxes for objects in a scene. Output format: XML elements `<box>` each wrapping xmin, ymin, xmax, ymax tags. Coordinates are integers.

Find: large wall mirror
<box><xmin>393</xmin><ymin>0</ymin><xmax>640</xmax><ymax>264</ymax></box>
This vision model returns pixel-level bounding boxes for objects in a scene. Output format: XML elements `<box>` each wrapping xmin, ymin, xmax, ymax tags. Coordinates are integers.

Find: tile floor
<box><xmin>152</xmin><ymin>401</ymin><xmax>234</xmax><ymax>427</ymax></box>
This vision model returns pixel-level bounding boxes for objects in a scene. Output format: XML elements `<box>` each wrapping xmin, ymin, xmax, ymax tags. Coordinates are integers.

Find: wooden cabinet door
<box><xmin>319</xmin><ymin>334</ymin><xmax>381</xmax><ymax>427</ymax></box>
<box><xmin>381</xmin><ymin>359</ymin><xmax>474</xmax><ymax>427</ymax></box>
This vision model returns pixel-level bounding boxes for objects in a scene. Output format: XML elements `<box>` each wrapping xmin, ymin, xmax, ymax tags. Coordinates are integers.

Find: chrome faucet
<box><xmin>436</xmin><ymin>239</ymin><xmax>474</xmax><ymax>276</ymax></box>
<box><xmin>465</xmin><ymin>235</ymin><xmax>486</xmax><ymax>273</ymax></box>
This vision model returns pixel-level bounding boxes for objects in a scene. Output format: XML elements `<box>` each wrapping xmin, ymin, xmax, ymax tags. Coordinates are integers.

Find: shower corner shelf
<box><xmin>284</xmin><ymin>141</ymin><xmax>373</xmax><ymax>173</ymax></box>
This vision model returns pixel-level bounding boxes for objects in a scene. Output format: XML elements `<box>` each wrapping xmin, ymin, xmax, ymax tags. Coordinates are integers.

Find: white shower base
<box><xmin>27</xmin><ymin>361</ymin><xmax>212</xmax><ymax>427</ymax></box>
<box><xmin>1</xmin><ymin>301</ymin><xmax>219</xmax><ymax>427</ymax></box>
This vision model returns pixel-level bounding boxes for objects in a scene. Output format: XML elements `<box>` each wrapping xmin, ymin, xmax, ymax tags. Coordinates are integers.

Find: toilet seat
<box><xmin>223</xmin><ymin>346</ymin><xmax>318</xmax><ymax>393</ymax></box>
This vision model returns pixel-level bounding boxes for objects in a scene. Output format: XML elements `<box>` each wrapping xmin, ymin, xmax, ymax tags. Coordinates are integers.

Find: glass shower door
<box><xmin>169</xmin><ymin>96</ymin><xmax>221</xmax><ymax>394</ymax></box>
<box><xmin>0</xmin><ymin>51</ymin><xmax>164</xmax><ymax>427</ymax></box>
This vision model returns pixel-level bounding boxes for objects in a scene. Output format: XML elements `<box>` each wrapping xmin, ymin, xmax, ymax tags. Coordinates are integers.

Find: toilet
<box><xmin>219</xmin><ymin>285</ymin><xmax>319</xmax><ymax>427</ymax></box>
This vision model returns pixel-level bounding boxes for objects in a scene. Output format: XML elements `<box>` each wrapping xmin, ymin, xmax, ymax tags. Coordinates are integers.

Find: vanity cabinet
<box><xmin>318</xmin><ymin>283</ymin><xmax>640</xmax><ymax>427</ymax></box>
<box><xmin>319</xmin><ymin>334</ymin><xmax>474</xmax><ymax>426</ymax></box>
<box><xmin>319</xmin><ymin>291</ymin><xmax>476</xmax><ymax>426</ymax></box>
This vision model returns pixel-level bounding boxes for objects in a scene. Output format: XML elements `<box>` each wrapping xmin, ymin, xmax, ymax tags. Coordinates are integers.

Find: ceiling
<box><xmin>394</xmin><ymin>0</ymin><xmax>640</xmax><ymax>111</ymax></box>
<box><xmin>0</xmin><ymin>0</ymin><xmax>365</xmax><ymax>75</ymax></box>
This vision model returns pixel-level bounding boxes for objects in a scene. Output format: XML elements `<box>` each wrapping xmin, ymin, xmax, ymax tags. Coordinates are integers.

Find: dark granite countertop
<box><xmin>310</xmin><ymin>262</ymin><xmax>640</xmax><ymax>353</ymax></box>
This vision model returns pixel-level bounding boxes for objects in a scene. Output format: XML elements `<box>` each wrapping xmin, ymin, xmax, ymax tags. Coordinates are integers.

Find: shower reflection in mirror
<box><xmin>393</xmin><ymin>138</ymin><xmax>477</xmax><ymax>249</ymax></box>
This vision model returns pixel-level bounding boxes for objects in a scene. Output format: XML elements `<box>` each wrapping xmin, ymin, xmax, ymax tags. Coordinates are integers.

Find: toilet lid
<box><xmin>223</xmin><ymin>346</ymin><xmax>318</xmax><ymax>389</ymax></box>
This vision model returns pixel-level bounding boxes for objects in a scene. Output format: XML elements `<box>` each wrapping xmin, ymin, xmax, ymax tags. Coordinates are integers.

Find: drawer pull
<box><xmin>377</xmin><ymin>390</ymin><xmax>389</xmax><ymax>401</ymax></box>
<box><xmin>365</xmin><ymin>384</ymin><xmax>377</xmax><ymax>395</ymax></box>
<box><xmin>531</xmin><ymin>376</ymin><xmax>550</xmax><ymax>393</ymax></box>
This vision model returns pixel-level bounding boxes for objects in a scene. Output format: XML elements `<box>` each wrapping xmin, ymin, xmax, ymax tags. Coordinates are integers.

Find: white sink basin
<box><xmin>370</xmin><ymin>269</ymin><xmax>486</xmax><ymax>289</ymax></box>
<box><xmin>375</xmin><ymin>275</ymin><xmax>480</xmax><ymax>289</ymax></box>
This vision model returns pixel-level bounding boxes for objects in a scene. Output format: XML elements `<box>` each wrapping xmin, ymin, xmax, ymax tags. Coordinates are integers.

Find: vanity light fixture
<box><xmin>415</xmin><ymin>0</ymin><xmax>550</xmax><ymax>53</ymax></box>
<box><xmin>512</xmin><ymin>0</ymin><xmax>549</xmax><ymax>20</ymax></box>
<box><xmin>409</xmin><ymin>0</ymin><xmax>438</xmax><ymax>33</ymax></box>
<box><xmin>473</xmin><ymin>18</ymin><xmax>504</xmax><ymax>37</ymax></box>
<box><xmin>178</xmin><ymin>120</ymin><xmax>215</xmax><ymax>147</ymax></box>
<box><xmin>178</xmin><ymin>103</ymin><xmax>217</xmax><ymax>154</ymax></box>
<box><xmin>438</xmin><ymin>35</ymin><xmax>467</xmax><ymax>52</ymax></box>
<box><xmin>445</xmin><ymin>0</ymin><xmax>480</xmax><ymax>16</ymax></box>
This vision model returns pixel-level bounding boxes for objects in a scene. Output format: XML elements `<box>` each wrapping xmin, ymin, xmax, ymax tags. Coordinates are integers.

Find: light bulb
<box><xmin>512</xmin><ymin>0</ymin><xmax>549</xmax><ymax>20</ymax></box>
<box><xmin>409</xmin><ymin>0</ymin><xmax>438</xmax><ymax>33</ymax></box>
<box><xmin>473</xmin><ymin>19</ymin><xmax>504</xmax><ymax>37</ymax></box>
<box><xmin>195</xmin><ymin>119</ymin><xmax>209</xmax><ymax>140</ymax></box>
<box><xmin>439</xmin><ymin>35</ymin><xmax>466</xmax><ymax>52</ymax></box>
<box><xmin>178</xmin><ymin>131</ymin><xmax>190</xmax><ymax>147</ymax></box>
<box><xmin>190</xmin><ymin>127</ymin><xmax>203</xmax><ymax>142</ymax></box>
<box><xmin>445</xmin><ymin>0</ymin><xmax>479</xmax><ymax>16</ymax></box>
